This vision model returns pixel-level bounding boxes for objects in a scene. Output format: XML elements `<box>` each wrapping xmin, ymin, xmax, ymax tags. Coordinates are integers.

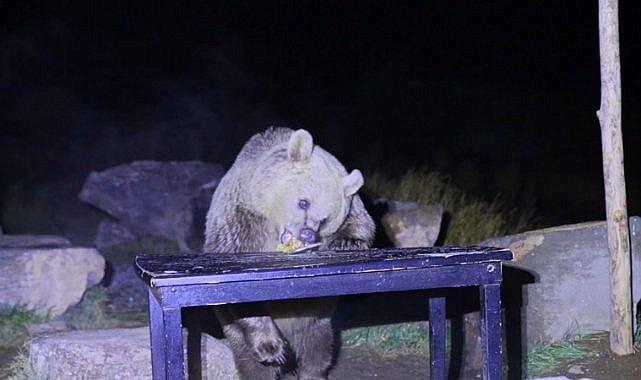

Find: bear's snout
<box><xmin>298</xmin><ymin>227</ymin><xmax>316</xmax><ymax>244</ymax></box>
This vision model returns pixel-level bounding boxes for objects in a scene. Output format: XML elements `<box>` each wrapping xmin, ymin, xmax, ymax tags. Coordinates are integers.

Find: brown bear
<box><xmin>204</xmin><ymin>127</ymin><xmax>375</xmax><ymax>380</ymax></box>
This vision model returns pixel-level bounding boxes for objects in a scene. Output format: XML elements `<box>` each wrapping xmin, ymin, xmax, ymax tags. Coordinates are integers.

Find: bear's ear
<box><xmin>342</xmin><ymin>169</ymin><xmax>364</xmax><ymax>196</ymax></box>
<box><xmin>287</xmin><ymin>129</ymin><xmax>314</xmax><ymax>162</ymax></box>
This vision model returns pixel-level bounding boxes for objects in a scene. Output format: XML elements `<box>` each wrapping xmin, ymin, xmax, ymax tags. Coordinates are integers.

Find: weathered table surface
<box><xmin>135</xmin><ymin>246</ymin><xmax>513</xmax><ymax>380</ymax></box>
<box><xmin>135</xmin><ymin>246</ymin><xmax>513</xmax><ymax>286</ymax></box>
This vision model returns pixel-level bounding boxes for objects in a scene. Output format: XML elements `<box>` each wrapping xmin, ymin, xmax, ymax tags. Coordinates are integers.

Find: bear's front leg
<box><xmin>241</xmin><ymin>315</ymin><xmax>289</xmax><ymax>364</ymax></box>
<box><xmin>215</xmin><ymin>305</ymin><xmax>289</xmax><ymax>380</ymax></box>
<box><xmin>291</xmin><ymin>315</ymin><xmax>334</xmax><ymax>380</ymax></box>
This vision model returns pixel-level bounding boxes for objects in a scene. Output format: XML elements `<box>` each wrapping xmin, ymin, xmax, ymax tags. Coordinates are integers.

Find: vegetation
<box><xmin>3</xmin><ymin>345</ymin><xmax>41</xmax><ymax>380</ymax></box>
<box><xmin>524</xmin><ymin>329</ymin><xmax>595</xmax><ymax>377</ymax></box>
<box><xmin>62</xmin><ymin>285</ymin><xmax>124</xmax><ymax>330</ymax></box>
<box><xmin>634</xmin><ymin>302</ymin><xmax>641</xmax><ymax>350</ymax></box>
<box><xmin>342</xmin><ymin>322</ymin><xmax>430</xmax><ymax>357</ymax></box>
<box><xmin>0</xmin><ymin>305</ymin><xmax>49</xmax><ymax>379</ymax></box>
<box><xmin>364</xmin><ymin>167</ymin><xmax>535</xmax><ymax>244</ymax></box>
<box><xmin>0</xmin><ymin>305</ymin><xmax>49</xmax><ymax>349</ymax></box>
<box><xmin>343</xmin><ymin>167</ymin><xmax>536</xmax><ymax>356</ymax></box>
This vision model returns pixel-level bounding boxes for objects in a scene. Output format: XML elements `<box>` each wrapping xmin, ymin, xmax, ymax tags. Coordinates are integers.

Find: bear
<box><xmin>203</xmin><ymin>127</ymin><xmax>375</xmax><ymax>380</ymax></box>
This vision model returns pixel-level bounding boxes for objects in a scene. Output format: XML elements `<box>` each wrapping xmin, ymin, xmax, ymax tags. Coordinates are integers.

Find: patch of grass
<box><xmin>0</xmin><ymin>304</ymin><xmax>49</xmax><ymax>349</ymax></box>
<box><xmin>351</xmin><ymin>167</ymin><xmax>536</xmax><ymax>359</ymax></box>
<box><xmin>364</xmin><ymin>167</ymin><xmax>535</xmax><ymax>244</ymax></box>
<box><xmin>3</xmin><ymin>344</ymin><xmax>42</xmax><ymax>380</ymax></box>
<box><xmin>62</xmin><ymin>285</ymin><xmax>121</xmax><ymax>330</ymax></box>
<box><xmin>341</xmin><ymin>322</ymin><xmax>429</xmax><ymax>356</ymax></box>
<box><xmin>524</xmin><ymin>328</ymin><xmax>595</xmax><ymax>377</ymax></box>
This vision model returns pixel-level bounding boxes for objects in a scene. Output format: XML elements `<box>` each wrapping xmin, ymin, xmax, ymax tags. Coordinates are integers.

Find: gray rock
<box><xmin>567</xmin><ymin>364</ymin><xmax>586</xmax><ymax>375</ymax></box>
<box><xmin>174</xmin><ymin>180</ymin><xmax>221</xmax><ymax>252</ymax></box>
<box><xmin>78</xmin><ymin>160</ymin><xmax>225</xmax><ymax>252</ymax></box>
<box><xmin>94</xmin><ymin>219</ymin><xmax>137</xmax><ymax>249</ymax></box>
<box><xmin>481</xmin><ymin>216</ymin><xmax>641</xmax><ymax>350</ymax></box>
<box><xmin>0</xmin><ymin>247</ymin><xmax>105</xmax><ymax>317</ymax></box>
<box><xmin>0</xmin><ymin>234</ymin><xmax>72</xmax><ymax>248</ymax></box>
<box><xmin>381</xmin><ymin>201</ymin><xmax>443</xmax><ymax>247</ymax></box>
<box><xmin>30</xmin><ymin>327</ymin><xmax>237</xmax><ymax>379</ymax></box>
<box><xmin>28</xmin><ymin>321</ymin><xmax>72</xmax><ymax>336</ymax></box>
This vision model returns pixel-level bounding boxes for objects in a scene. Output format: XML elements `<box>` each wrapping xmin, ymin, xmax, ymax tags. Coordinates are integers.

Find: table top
<box><xmin>134</xmin><ymin>246</ymin><xmax>512</xmax><ymax>288</ymax></box>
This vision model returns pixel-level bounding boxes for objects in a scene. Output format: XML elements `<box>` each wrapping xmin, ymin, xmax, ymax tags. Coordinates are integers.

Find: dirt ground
<box><xmin>327</xmin><ymin>334</ymin><xmax>641</xmax><ymax>380</ymax></box>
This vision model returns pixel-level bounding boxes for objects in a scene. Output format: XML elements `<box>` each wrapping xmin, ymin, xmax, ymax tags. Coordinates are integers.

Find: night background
<box><xmin>1</xmin><ymin>1</ymin><xmax>640</xmax><ymax>233</ymax></box>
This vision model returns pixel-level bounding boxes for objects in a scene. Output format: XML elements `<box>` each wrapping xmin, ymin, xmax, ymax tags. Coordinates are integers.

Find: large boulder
<box><xmin>78</xmin><ymin>160</ymin><xmax>225</xmax><ymax>251</ymax></box>
<box><xmin>30</xmin><ymin>326</ymin><xmax>237</xmax><ymax>379</ymax></box>
<box><xmin>0</xmin><ymin>246</ymin><xmax>105</xmax><ymax>317</ymax></box>
<box><xmin>482</xmin><ymin>216</ymin><xmax>641</xmax><ymax>350</ymax></box>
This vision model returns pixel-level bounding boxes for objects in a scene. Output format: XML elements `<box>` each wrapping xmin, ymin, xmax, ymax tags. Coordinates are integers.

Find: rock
<box><xmin>481</xmin><ymin>216</ymin><xmax>641</xmax><ymax>350</ymax></box>
<box><xmin>28</xmin><ymin>320</ymin><xmax>72</xmax><ymax>336</ymax></box>
<box><xmin>174</xmin><ymin>180</ymin><xmax>221</xmax><ymax>252</ymax></box>
<box><xmin>94</xmin><ymin>219</ymin><xmax>137</xmax><ymax>249</ymax></box>
<box><xmin>0</xmin><ymin>246</ymin><xmax>105</xmax><ymax>317</ymax></box>
<box><xmin>381</xmin><ymin>201</ymin><xmax>443</xmax><ymax>247</ymax></box>
<box><xmin>78</xmin><ymin>160</ymin><xmax>225</xmax><ymax>252</ymax></box>
<box><xmin>0</xmin><ymin>234</ymin><xmax>72</xmax><ymax>248</ymax></box>
<box><xmin>30</xmin><ymin>327</ymin><xmax>237</xmax><ymax>379</ymax></box>
<box><xmin>567</xmin><ymin>364</ymin><xmax>586</xmax><ymax>375</ymax></box>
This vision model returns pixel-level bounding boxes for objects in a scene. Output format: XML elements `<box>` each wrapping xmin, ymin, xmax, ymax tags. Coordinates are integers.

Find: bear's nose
<box><xmin>298</xmin><ymin>227</ymin><xmax>316</xmax><ymax>244</ymax></box>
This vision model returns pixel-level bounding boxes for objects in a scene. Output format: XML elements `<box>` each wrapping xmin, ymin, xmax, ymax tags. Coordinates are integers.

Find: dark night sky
<box><xmin>1</xmin><ymin>1</ymin><xmax>640</xmax><ymax>227</ymax></box>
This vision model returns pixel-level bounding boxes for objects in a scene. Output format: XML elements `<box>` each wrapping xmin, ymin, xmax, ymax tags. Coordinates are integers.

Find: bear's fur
<box><xmin>204</xmin><ymin>127</ymin><xmax>375</xmax><ymax>380</ymax></box>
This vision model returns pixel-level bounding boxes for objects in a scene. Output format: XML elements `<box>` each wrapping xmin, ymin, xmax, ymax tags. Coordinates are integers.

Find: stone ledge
<box><xmin>30</xmin><ymin>326</ymin><xmax>236</xmax><ymax>379</ymax></box>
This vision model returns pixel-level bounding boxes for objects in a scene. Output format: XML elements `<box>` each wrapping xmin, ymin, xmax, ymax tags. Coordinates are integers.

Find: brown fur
<box><xmin>203</xmin><ymin>128</ymin><xmax>374</xmax><ymax>379</ymax></box>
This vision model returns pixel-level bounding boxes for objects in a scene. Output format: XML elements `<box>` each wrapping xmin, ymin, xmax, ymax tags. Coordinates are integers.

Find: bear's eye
<box><xmin>298</xmin><ymin>199</ymin><xmax>310</xmax><ymax>210</ymax></box>
<box><xmin>319</xmin><ymin>218</ymin><xmax>327</xmax><ymax>227</ymax></box>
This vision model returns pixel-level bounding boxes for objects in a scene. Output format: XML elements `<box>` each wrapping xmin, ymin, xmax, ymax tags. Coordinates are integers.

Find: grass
<box><xmin>0</xmin><ymin>305</ymin><xmax>49</xmax><ymax>349</ymax></box>
<box><xmin>636</xmin><ymin>304</ymin><xmax>641</xmax><ymax>348</ymax></box>
<box><xmin>2</xmin><ymin>344</ymin><xmax>42</xmax><ymax>380</ymax></box>
<box><xmin>341</xmin><ymin>322</ymin><xmax>430</xmax><ymax>357</ymax></box>
<box><xmin>0</xmin><ymin>305</ymin><xmax>49</xmax><ymax>379</ymax></box>
<box><xmin>62</xmin><ymin>284</ymin><xmax>147</xmax><ymax>330</ymax></box>
<box><xmin>364</xmin><ymin>167</ymin><xmax>535</xmax><ymax>244</ymax></box>
<box><xmin>524</xmin><ymin>325</ymin><xmax>596</xmax><ymax>377</ymax></box>
<box><xmin>344</xmin><ymin>167</ymin><xmax>537</xmax><ymax>358</ymax></box>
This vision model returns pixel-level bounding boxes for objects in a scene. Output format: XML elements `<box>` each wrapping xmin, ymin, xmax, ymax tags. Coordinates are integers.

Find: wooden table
<box><xmin>134</xmin><ymin>246</ymin><xmax>513</xmax><ymax>379</ymax></box>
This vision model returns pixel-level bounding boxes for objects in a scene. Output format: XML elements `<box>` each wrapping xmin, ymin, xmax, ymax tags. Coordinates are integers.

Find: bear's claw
<box><xmin>252</xmin><ymin>337</ymin><xmax>288</xmax><ymax>365</ymax></box>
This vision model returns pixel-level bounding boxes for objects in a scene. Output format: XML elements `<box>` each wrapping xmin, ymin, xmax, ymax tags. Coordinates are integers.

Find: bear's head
<box><xmin>251</xmin><ymin>129</ymin><xmax>363</xmax><ymax>248</ymax></box>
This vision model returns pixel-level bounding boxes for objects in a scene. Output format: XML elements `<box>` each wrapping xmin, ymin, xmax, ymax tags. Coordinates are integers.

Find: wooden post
<box><xmin>596</xmin><ymin>0</ymin><xmax>634</xmax><ymax>355</ymax></box>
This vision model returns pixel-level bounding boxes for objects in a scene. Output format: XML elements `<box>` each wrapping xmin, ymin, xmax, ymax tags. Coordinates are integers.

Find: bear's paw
<box><xmin>251</xmin><ymin>335</ymin><xmax>288</xmax><ymax>365</ymax></box>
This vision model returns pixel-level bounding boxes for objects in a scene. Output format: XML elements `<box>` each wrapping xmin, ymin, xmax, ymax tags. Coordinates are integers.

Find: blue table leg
<box><xmin>148</xmin><ymin>291</ymin><xmax>185</xmax><ymax>379</ymax></box>
<box><xmin>148</xmin><ymin>291</ymin><xmax>166</xmax><ymax>379</ymax></box>
<box><xmin>480</xmin><ymin>284</ymin><xmax>502</xmax><ymax>380</ymax></box>
<box><xmin>165</xmin><ymin>307</ymin><xmax>184</xmax><ymax>379</ymax></box>
<box><xmin>429</xmin><ymin>296</ymin><xmax>446</xmax><ymax>380</ymax></box>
